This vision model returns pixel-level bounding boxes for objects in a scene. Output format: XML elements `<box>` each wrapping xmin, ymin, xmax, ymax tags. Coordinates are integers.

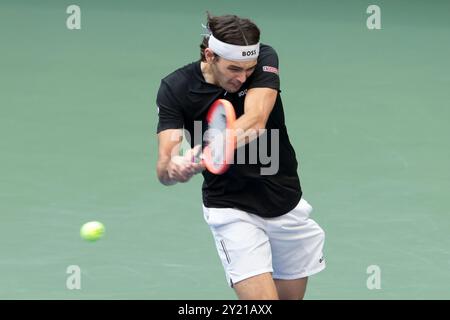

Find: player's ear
<box><xmin>204</xmin><ymin>48</ymin><xmax>216</xmax><ymax>63</ymax></box>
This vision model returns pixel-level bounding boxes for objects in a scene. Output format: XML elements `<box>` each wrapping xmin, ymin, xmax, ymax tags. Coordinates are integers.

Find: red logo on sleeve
<box><xmin>262</xmin><ymin>66</ymin><xmax>279</xmax><ymax>75</ymax></box>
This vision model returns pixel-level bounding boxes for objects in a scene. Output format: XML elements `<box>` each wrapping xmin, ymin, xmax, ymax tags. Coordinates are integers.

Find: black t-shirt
<box><xmin>156</xmin><ymin>44</ymin><xmax>302</xmax><ymax>217</ymax></box>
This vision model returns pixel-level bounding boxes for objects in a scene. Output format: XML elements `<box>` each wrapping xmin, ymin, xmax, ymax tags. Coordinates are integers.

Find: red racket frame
<box><xmin>202</xmin><ymin>99</ymin><xmax>236</xmax><ymax>174</ymax></box>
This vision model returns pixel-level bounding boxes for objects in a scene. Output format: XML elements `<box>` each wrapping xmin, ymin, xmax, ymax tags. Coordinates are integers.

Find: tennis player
<box><xmin>156</xmin><ymin>13</ymin><xmax>325</xmax><ymax>300</ymax></box>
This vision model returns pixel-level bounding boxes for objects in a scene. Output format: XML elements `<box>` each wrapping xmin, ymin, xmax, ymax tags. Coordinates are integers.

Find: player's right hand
<box><xmin>167</xmin><ymin>145</ymin><xmax>205</xmax><ymax>183</ymax></box>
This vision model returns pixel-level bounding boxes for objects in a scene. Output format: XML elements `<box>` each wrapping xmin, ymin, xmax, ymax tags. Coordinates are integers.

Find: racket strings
<box><xmin>207</xmin><ymin>106</ymin><xmax>229</xmax><ymax>167</ymax></box>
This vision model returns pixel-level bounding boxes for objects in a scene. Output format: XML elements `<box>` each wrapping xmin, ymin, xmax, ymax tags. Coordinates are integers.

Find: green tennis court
<box><xmin>1</xmin><ymin>0</ymin><xmax>449</xmax><ymax>299</ymax></box>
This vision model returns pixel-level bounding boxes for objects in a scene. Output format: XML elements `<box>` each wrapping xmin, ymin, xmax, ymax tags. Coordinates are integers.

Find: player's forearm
<box><xmin>231</xmin><ymin>88</ymin><xmax>275</xmax><ymax>148</ymax></box>
<box><xmin>231</xmin><ymin>113</ymin><xmax>266</xmax><ymax>148</ymax></box>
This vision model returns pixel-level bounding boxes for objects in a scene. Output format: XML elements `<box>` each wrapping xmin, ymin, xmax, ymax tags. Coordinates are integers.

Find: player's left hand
<box><xmin>184</xmin><ymin>145</ymin><xmax>205</xmax><ymax>174</ymax></box>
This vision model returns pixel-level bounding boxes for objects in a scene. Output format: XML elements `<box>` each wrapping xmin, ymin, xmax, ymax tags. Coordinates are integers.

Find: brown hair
<box><xmin>200</xmin><ymin>12</ymin><xmax>261</xmax><ymax>61</ymax></box>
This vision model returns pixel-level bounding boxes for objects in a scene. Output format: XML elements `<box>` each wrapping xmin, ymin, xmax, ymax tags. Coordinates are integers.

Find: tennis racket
<box><xmin>193</xmin><ymin>99</ymin><xmax>236</xmax><ymax>174</ymax></box>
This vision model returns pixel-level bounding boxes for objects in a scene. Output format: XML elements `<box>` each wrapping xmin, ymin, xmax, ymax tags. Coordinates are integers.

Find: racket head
<box><xmin>203</xmin><ymin>99</ymin><xmax>236</xmax><ymax>174</ymax></box>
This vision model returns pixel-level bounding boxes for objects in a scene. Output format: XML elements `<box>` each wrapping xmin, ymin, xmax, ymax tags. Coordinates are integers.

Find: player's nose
<box><xmin>236</xmin><ymin>72</ymin><xmax>246</xmax><ymax>84</ymax></box>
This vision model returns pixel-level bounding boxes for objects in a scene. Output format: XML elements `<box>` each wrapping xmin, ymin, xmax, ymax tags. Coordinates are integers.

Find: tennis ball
<box><xmin>80</xmin><ymin>221</ymin><xmax>105</xmax><ymax>242</ymax></box>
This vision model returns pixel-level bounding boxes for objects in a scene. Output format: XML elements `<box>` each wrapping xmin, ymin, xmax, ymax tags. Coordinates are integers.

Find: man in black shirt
<box><xmin>156</xmin><ymin>13</ymin><xmax>325</xmax><ymax>299</ymax></box>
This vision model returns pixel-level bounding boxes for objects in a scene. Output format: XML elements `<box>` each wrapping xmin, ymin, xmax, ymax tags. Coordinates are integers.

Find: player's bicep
<box><xmin>244</xmin><ymin>87</ymin><xmax>278</xmax><ymax>129</ymax></box>
<box><xmin>156</xmin><ymin>81</ymin><xmax>184</xmax><ymax>134</ymax></box>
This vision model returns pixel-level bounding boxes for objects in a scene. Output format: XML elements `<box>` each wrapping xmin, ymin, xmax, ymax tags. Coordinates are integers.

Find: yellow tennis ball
<box><xmin>80</xmin><ymin>221</ymin><xmax>105</xmax><ymax>242</ymax></box>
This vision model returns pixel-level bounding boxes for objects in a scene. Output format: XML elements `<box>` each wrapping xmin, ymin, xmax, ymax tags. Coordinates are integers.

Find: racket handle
<box><xmin>191</xmin><ymin>145</ymin><xmax>203</xmax><ymax>163</ymax></box>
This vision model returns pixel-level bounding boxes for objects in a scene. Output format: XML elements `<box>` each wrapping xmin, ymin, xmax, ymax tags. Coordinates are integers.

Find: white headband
<box><xmin>208</xmin><ymin>34</ymin><xmax>260</xmax><ymax>61</ymax></box>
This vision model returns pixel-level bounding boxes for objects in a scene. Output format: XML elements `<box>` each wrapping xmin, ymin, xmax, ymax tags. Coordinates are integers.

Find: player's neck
<box><xmin>200</xmin><ymin>61</ymin><xmax>218</xmax><ymax>86</ymax></box>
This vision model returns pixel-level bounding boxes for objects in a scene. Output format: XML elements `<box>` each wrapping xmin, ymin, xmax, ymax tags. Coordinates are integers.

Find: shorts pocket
<box><xmin>292</xmin><ymin>198</ymin><xmax>313</xmax><ymax>221</ymax></box>
<box><xmin>203</xmin><ymin>206</ymin><xmax>242</xmax><ymax>227</ymax></box>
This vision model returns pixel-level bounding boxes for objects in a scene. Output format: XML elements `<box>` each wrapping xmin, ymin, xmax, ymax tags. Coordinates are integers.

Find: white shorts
<box><xmin>203</xmin><ymin>198</ymin><xmax>326</xmax><ymax>287</ymax></box>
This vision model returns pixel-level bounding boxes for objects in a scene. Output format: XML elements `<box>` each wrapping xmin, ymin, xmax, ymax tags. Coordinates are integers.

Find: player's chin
<box><xmin>225</xmin><ymin>82</ymin><xmax>242</xmax><ymax>93</ymax></box>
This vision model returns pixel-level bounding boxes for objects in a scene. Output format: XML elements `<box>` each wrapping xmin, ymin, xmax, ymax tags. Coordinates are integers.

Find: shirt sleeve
<box><xmin>156</xmin><ymin>80</ymin><xmax>184</xmax><ymax>134</ymax></box>
<box><xmin>248</xmin><ymin>46</ymin><xmax>280</xmax><ymax>91</ymax></box>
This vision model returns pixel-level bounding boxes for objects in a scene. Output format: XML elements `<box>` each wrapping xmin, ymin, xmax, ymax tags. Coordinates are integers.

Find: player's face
<box><xmin>211</xmin><ymin>57</ymin><xmax>257</xmax><ymax>93</ymax></box>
